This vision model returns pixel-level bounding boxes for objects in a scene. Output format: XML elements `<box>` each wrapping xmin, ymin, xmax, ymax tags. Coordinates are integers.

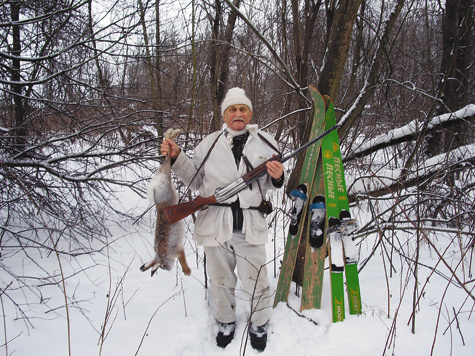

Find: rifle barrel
<box><xmin>280</xmin><ymin>123</ymin><xmax>340</xmax><ymax>164</ymax></box>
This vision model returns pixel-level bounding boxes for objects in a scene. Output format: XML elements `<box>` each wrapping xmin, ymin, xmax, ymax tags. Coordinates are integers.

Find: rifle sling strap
<box><xmin>257</xmin><ymin>132</ymin><xmax>281</xmax><ymax>155</ymax></box>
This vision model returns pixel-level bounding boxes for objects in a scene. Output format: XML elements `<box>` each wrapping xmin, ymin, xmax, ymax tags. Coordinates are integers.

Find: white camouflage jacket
<box><xmin>172</xmin><ymin>125</ymin><xmax>286</xmax><ymax>246</ymax></box>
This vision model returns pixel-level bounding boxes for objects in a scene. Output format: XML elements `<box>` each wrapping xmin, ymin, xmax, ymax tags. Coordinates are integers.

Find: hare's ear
<box><xmin>151</xmin><ymin>266</ymin><xmax>160</xmax><ymax>276</ymax></box>
<box><xmin>140</xmin><ymin>260</ymin><xmax>153</xmax><ymax>272</ymax></box>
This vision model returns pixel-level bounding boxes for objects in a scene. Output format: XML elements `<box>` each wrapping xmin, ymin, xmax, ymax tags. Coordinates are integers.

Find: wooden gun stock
<box><xmin>164</xmin><ymin>195</ymin><xmax>217</xmax><ymax>224</ymax></box>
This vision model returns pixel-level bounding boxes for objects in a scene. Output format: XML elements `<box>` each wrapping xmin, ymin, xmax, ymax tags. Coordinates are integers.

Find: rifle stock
<box><xmin>164</xmin><ymin>195</ymin><xmax>217</xmax><ymax>224</ymax></box>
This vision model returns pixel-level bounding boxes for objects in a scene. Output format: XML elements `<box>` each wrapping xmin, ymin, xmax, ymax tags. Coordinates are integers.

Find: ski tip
<box><xmin>331</xmin><ymin>264</ymin><xmax>344</xmax><ymax>272</ymax></box>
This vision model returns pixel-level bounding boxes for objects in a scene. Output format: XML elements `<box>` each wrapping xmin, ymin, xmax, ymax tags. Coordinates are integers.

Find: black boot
<box><xmin>216</xmin><ymin>321</ymin><xmax>235</xmax><ymax>348</ymax></box>
<box><xmin>250</xmin><ymin>322</ymin><xmax>267</xmax><ymax>352</ymax></box>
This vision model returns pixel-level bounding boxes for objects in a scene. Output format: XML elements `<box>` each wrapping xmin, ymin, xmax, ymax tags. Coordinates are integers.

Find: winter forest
<box><xmin>1</xmin><ymin>0</ymin><xmax>474</xmax><ymax>355</ymax></box>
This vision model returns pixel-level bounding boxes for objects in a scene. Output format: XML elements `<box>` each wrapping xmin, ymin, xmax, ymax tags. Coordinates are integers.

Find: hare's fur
<box><xmin>140</xmin><ymin>129</ymin><xmax>191</xmax><ymax>276</ymax></box>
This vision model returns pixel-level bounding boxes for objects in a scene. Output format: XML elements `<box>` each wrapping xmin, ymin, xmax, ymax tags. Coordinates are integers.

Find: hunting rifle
<box><xmin>163</xmin><ymin>123</ymin><xmax>340</xmax><ymax>224</ymax></box>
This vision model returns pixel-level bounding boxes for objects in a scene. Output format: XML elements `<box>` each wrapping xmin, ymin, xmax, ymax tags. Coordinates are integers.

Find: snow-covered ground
<box><xmin>2</xmin><ymin>180</ymin><xmax>474</xmax><ymax>356</ymax></box>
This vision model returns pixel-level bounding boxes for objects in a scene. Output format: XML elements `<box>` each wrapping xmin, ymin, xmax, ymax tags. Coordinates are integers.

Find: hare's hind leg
<box><xmin>178</xmin><ymin>249</ymin><xmax>191</xmax><ymax>275</ymax></box>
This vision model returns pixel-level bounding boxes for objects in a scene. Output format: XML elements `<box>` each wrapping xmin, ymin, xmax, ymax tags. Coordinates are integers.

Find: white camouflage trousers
<box><xmin>204</xmin><ymin>231</ymin><xmax>271</xmax><ymax>327</ymax></box>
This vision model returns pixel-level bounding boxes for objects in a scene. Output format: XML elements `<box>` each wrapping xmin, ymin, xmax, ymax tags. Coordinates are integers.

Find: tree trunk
<box><xmin>286</xmin><ymin>0</ymin><xmax>322</xmax><ymax>196</ymax></box>
<box><xmin>209</xmin><ymin>0</ymin><xmax>242</xmax><ymax>133</ymax></box>
<box><xmin>209</xmin><ymin>0</ymin><xmax>222</xmax><ymax>132</ymax></box>
<box><xmin>186</xmin><ymin>0</ymin><xmax>198</xmax><ymax>149</ymax></box>
<box><xmin>217</xmin><ymin>0</ymin><xmax>241</xmax><ymax>106</ymax></box>
<box><xmin>427</xmin><ymin>0</ymin><xmax>474</xmax><ymax>156</ymax></box>
<box><xmin>138</xmin><ymin>0</ymin><xmax>163</xmax><ymax>138</ymax></box>
<box><xmin>339</xmin><ymin>0</ymin><xmax>406</xmax><ymax>139</ymax></box>
<box><xmin>155</xmin><ymin>0</ymin><xmax>164</xmax><ymax>119</ymax></box>
<box><xmin>318</xmin><ymin>0</ymin><xmax>362</xmax><ymax>101</ymax></box>
<box><xmin>11</xmin><ymin>1</ymin><xmax>27</xmax><ymax>153</ymax></box>
<box><xmin>345</xmin><ymin>1</ymin><xmax>365</xmax><ymax>105</ymax></box>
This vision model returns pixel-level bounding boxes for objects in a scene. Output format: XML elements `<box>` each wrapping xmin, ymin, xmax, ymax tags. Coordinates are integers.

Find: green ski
<box><xmin>300</xmin><ymin>87</ymin><xmax>329</xmax><ymax>311</ymax></box>
<box><xmin>321</xmin><ymin>104</ymin><xmax>345</xmax><ymax>322</ymax></box>
<box><xmin>322</xmin><ymin>100</ymin><xmax>362</xmax><ymax>321</ymax></box>
<box><xmin>274</xmin><ymin>86</ymin><xmax>326</xmax><ymax>307</ymax></box>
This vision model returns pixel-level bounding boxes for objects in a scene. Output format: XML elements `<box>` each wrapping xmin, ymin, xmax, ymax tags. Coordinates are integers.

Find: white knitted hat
<box><xmin>221</xmin><ymin>87</ymin><xmax>253</xmax><ymax>116</ymax></box>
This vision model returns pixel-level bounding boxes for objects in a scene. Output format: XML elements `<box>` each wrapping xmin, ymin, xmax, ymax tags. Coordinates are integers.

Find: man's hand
<box><xmin>160</xmin><ymin>138</ymin><xmax>180</xmax><ymax>159</ymax></box>
<box><xmin>266</xmin><ymin>160</ymin><xmax>284</xmax><ymax>180</ymax></box>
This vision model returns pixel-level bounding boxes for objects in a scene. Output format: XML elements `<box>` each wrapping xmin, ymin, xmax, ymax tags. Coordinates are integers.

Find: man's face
<box><xmin>223</xmin><ymin>104</ymin><xmax>252</xmax><ymax>131</ymax></box>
